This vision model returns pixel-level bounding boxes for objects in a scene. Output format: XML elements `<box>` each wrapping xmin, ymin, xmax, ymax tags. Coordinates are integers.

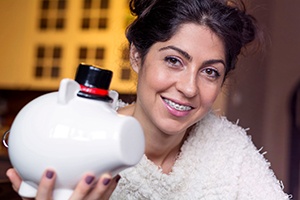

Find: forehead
<box><xmin>153</xmin><ymin>23</ymin><xmax>225</xmax><ymax>60</ymax></box>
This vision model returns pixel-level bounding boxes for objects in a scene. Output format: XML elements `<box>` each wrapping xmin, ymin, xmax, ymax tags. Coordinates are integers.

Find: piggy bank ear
<box><xmin>109</xmin><ymin>90</ymin><xmax>119</xmax><ymax>110</ymax></box>
<box><xmin>58</xmin><ymin>79</ymin><xmax>80</xmax><ymax>105</ymax></box>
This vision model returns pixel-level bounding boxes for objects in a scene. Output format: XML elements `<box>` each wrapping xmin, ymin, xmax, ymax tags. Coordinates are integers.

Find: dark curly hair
<box><xmin>126</xmin><ymin>0</ymin><xmax>259</xmax><ymax>77</ymax></box>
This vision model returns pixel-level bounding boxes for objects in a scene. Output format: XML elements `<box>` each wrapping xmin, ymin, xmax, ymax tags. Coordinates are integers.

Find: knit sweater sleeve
<box><xmin>237</xmin><ymin>139</ymin><xmax>291</xmax><ymax>199</ymax></box>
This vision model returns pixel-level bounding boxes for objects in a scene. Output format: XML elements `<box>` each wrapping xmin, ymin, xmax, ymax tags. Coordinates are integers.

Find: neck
<box><xmin>145</xmin><ymin>130</ymin><xmax>186</xmax><ymax>173</ymax></box>
<box><xmin>118</xmin><ymin>103</ymin><xmax>189</xmax><ymax>174</ymax></box>
<box><xmin>134</xmin><ymin>105</ymin><xmax>189</xmax><ymax>174</ymax></box>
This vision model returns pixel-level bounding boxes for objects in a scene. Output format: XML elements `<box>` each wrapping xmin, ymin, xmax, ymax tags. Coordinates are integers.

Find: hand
<box><xmin>6</xmin><ymin>168</ymin><xmax>120</xmax><ymax>200</ymax></box>
<box><xmin>6</xmin><ymin>168</ymin><xmax>55</xmax><ymax>200</ymax></box>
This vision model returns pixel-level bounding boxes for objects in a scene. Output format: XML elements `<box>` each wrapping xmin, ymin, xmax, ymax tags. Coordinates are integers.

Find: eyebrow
<box><xmin>159</xmin><ymin>45</ymin><xmax>192</xmax><ymax>61</ymax></box>
<box><xmin>203</xmin><ymin>59</ymin><xmax>226</xmax><ymax>68</ymax></box>
<box><xmin>158</xmin><ymin>45</ymin><xmax>226</xmax><ymax>68</ymax></box>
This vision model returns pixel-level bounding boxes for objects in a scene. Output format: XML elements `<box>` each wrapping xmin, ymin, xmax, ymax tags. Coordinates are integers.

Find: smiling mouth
<box><xmin>163</xmin><ymin>98</ymin><xmax>193</xmax><ymax>111</ymax></box>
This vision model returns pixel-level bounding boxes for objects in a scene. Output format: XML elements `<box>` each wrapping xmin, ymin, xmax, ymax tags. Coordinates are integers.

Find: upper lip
<box><xmin>161</xmin><ymin>96</ymin><xmax>195</xmax><ymax>109</ymax></box>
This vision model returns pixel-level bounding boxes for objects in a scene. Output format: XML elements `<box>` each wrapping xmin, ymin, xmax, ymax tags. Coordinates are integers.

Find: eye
<box><xmin>164</xmin><ymin>56</ymin><xmax>182</xmax><ymax>68</ymax></box>
<box><xmin>202</xmin><ymin>68</ymin><xmax>221</xmax><ymax>79</ymax></box>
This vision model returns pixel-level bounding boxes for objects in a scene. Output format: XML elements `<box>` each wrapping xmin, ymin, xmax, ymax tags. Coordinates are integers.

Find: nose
<box><xmin>176</xmin><ymin>72</ymin><xmax>198</xmax><ymax>98</ymax></box>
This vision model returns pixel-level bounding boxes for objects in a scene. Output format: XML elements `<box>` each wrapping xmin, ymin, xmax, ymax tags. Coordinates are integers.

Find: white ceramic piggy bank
<box><xmin>5</xmin><ymin>64</ymin><xmax>145</xmax><ymax>200</ymax></box>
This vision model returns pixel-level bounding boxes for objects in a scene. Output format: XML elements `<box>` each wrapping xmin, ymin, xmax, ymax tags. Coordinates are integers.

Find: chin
<box><xmin>160</xmin><ymin>124</ymin><xmax>190</xmax><ymax>136</ymax></box>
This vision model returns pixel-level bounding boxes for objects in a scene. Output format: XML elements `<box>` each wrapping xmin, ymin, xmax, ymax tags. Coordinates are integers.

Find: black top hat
<box><xmin>75</xmin><ymin>63</ymin><xmax>113</xmax><ymax>102</ymax></box>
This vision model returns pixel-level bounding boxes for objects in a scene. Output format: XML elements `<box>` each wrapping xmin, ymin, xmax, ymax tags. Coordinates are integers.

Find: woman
<box><xmin>7</xmin><ymin>0</ymin><xmax>291</xmax><ymax>199</ymax></box>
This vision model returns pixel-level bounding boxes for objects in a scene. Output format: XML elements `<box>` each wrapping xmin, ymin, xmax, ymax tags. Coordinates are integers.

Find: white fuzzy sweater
<box><xmin>110</xmin><ymin>112</ymin><xmax>291</xmax><ymax>199</ymax></box>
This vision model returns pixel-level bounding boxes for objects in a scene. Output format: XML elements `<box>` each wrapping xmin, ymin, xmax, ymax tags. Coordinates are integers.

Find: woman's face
<box><xmin>132</xmin><ymin>23</ymin><xmax>226</xmax><ymax>135</ymax></box>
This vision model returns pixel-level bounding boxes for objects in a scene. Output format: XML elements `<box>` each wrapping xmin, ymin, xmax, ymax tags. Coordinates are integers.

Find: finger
<box><xmin>35</xmin><ymin>170</ymin><xmax>56</xmax><ymax>200</ymax></box>
<box><xmin>6</xmin><ymin>168</ymin><xmax>22</xmax><ymax>192</ymax></box>
<box><xmin>84</xmin><ymin>173</ymin><xmax>113</xmax><ymax>200</ymax></box>
<box><xmin>6</xmin><ymin>168</ymin><xmax>35</xmax><ymax>200</ymax></box>
<box><xmin>101</xmin><ymin>175</ymin><xmax>121</xmax><ymax>200</ymax></box>
<box><xmin>69</xmin><ymin>173</ymin><xmax>96</xmax><ymax>200</ymax></box>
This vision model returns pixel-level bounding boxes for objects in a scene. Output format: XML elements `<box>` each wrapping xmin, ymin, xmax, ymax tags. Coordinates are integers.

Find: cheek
<box><xmin>199</xmin><ymin>85</ymin><xmax>222</xmax><ymax>107</ymax></box>
<box><xmin>143</xmin><ymin>67</ymin><xmax>170</xmax><ymax>90</ymax></box>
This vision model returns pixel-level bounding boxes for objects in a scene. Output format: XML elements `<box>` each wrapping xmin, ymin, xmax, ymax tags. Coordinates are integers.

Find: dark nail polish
<box><xmin>103</xmin><ymin>178</ymin><xmax>111</xmax><ymax>186</ymax></box>
<box><xmin>46</xmin><ymin>171</ymin><xmax>54</xmax><ymax>179</ymax></box>
<box><xmin>115</xmin><ymin>175</ymin><xmax>121</xmax><ymax>183</ymax></box>
<box><xmin>85</xmin><ymin>176</ymin><xmax>95</xmax><ymax>185</ymax></box>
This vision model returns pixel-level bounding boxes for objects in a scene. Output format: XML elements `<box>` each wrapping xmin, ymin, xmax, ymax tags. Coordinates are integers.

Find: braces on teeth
<box><xmin>164</xmin><ymin>99</ymin><xmax>192</xmax><ymax>111</ymax></box>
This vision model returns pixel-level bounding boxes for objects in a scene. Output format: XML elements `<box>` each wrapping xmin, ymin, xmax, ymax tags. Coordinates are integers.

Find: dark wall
<box><xmin>226</xmin><ymin>0</ymin><xmax>300</xmax><ymax>196</ymax></box>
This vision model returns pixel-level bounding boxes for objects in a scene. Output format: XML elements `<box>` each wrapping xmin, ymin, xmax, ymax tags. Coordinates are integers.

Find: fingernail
<box><xmin>85</xmin><ymin>176</ymin><xmax>95</xmax><ymax>185</ymax></box>
<box><xmin>46</xmin><ymin>170</ymin><xmax>54</xmax><ymax>179</ymax></box>
<box><xmin>115</xmin><ymin>175</ymin><xmax>121</xmax><ymax>183</ymax></box>
<box><xmin>103</xmin><ymin>178</ymin><xmax>111</xmax><ymax>186</ymax></box>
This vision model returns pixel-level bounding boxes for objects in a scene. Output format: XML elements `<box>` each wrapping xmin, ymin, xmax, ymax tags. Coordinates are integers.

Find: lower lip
<box><xmin>162</xmin><ymin>99</ymin><xmax>191</xmax><ymax>117</ymax></box>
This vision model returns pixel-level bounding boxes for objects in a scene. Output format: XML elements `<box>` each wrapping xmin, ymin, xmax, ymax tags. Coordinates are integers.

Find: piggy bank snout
<box><xmin>117</xmin><ymin>117</ymin><xmax>145</xmax><ymax>166</ymax></box>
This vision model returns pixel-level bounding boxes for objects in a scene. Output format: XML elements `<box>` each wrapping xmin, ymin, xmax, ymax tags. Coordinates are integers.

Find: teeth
<box><xmin>164</xmin><ymin>99</ymin><xmax>192</xmax><ymax>111</ymax></box>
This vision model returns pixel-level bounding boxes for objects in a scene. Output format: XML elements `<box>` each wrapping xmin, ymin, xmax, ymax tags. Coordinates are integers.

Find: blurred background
<box><xmin>0</xmin><ymin>0</ymin><xmax>299</xmax><ymax>199</ymax></box>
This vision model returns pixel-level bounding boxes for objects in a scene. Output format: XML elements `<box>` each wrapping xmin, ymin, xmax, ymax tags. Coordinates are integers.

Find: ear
<box><xmin>130</xmin><ymin>43</ymin><xmax>141</xmax><ymax>73</ymax></box>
